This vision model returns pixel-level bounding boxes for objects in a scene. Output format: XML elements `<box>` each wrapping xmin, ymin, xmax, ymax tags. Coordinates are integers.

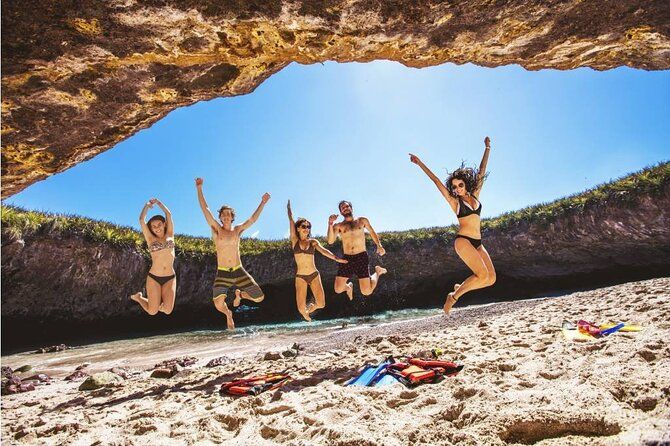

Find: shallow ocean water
<box><xmin>1</xmin><ymin>307</ymin><xmax>443</xmax><ymax>377</ymax></box>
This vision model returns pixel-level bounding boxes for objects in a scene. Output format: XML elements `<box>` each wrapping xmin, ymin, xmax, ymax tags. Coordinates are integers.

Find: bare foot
<box><xmin>346</xmin><ymin>282</ymin><xmax>354</xmax><ymax>301</ymax></box>
<box><xmin>130</xmin><ymin>292</ymin><xmax>143</xmax><ymax>304</ymax></box>
<box><xmin>233</xmin><ymin>289</ymin><xmax>243</xmax><ymax>307</ymax></box>
<box><xmin>301</xmin><ymin>311</ymin><xmax>312</xmax><ymax>322</ymax></box>
<box><xmin>375</xmin><ymin>265</ymin><xmax>388</xmax><ymax>276</ymax></box>
<box><xmin>306</xmin><ymin>302</ymin><xmax>316</xmax><ymax>314</ymax></box>
<box><xmin>443</xmin><ymin>292</ymin><xmax>458</xmax><ymax>314</ymax></box>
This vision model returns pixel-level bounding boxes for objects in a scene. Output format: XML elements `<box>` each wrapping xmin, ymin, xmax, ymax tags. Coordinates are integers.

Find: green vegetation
<box><xmin>2</xmin><ymin>162</ymin><xmax>668</xmax><ymax>255</ymax></box>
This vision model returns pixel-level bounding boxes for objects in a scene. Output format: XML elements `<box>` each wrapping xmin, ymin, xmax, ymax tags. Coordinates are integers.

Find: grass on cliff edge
<box><xmin>2</xmin><ymin>162</ymin><xmax>668</xmax><ymax>256</ymax></box>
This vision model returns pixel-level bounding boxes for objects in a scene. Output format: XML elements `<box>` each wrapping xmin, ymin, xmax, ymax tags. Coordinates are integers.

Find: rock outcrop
<box><xmin>2</xmin><ymin>167</ymin><xmax>669</xmax><ymax>350</ymax></box>
<box><xmin>2</xmin><ymin>0</ymin><xmax>669</xmax><ymax>197</ymax></box>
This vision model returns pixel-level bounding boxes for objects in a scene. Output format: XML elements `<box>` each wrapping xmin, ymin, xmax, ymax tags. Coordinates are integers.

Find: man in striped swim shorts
<box><xmin>196</xmin><ymin>177</ymin><xmax>270</xmax><ymax>329</ymax></box>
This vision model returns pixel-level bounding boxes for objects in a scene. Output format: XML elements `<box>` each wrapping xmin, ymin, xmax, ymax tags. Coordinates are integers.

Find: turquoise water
<box><xmin>1</xmin><ymin>307</ymin><xmax>442</xmax><ymax>378</ymax></box>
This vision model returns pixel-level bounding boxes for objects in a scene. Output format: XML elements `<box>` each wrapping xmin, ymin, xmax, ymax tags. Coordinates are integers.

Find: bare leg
<box><xmin>359</xmin><ymin>266</ymin><xmax>387</xmax><ymax>297</ymax></box>
<box><xmin>444</xmin><ymin>239</ymin><xmax>490</xmax><ymax>314</ymax></box>
<box><xmin>295</xmin><ymin>278</ymin><xmax>311</xmax><ymax>322</ymax></box>
<box><xmin>130</xmin><ymin>276</ymin><xmax>161</xmax><ymax>315</ymax></box>
<box><xmin>238</xmin><ymin>289</ymin><xmax>264</xmax><ymax>303</ymax></box>
<box><xmin>309</xmin><ymin>275</ymin><xmax>326</xmax><ymax>312</ymax></box>
<box><xmin>159</xmin><ymin>278</ymin><xmax>176</xmax><ymax>314</ymax></box>
<box><xmin>213</xmin><ymin>294</ymin><xmax>235</xmax><ymax>329</ymax></box>
<box><xmin>334</xmin><ymin>276</ymin><xmax>353</xmax><ymax>300</ymax></box>
<box><xmin>477</xmin><ymin>245</ymin><xmax>497</xmax><ymax>287</ymax></box>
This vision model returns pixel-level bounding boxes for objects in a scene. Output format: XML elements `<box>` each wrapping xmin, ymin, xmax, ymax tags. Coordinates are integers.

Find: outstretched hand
<box><xmin>328</xmin><ymin>214</ymin><xmax>338</xmax><ymax>225</ymax></box>
<box><xmin>335</xmin><ymin>258</ymin><xmax>348</xmax><ymax>264</ymax></box>
<box><xmin>377</xmin><ymin>246</ymin><xmax>386</xmax><ymax>256</ymax></box>
<box><xmin>195</xmin><ymin>177</ymin><xmax>203</xmax><ymax>187</ymax></box>
<box><xmin>409</xmin><ymin>153</ymin><xmax>421</xmax><ymax>165</ymax></box>
<box><xmin>287</xmin><ymin>200</ymin><xmax>292</xmax><ymax>212</ymax></box>
<box><xmin>484</xmin><ymin>136</ymin><xmax>491</xmax><ymax>148</ymax></box>
<box><xmin>261</xmin><ymin>193</ymin><xmax>271</xmax><ymax>203</ymax></box>
<box><xmin>146</xmin><ymin>198</ymin><xmax>156</xmax><ymax>208</ymax></box>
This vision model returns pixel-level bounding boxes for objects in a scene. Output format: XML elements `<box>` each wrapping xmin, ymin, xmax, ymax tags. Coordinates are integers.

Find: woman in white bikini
<box><xmin>130</xmin><ymin>198</ymin><xmax>176</xmax><ymax>315</ymax></box>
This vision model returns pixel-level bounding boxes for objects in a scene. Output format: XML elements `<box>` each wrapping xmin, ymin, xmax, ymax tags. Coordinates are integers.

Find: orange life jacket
<box><xmin>220</xmin><ymin>374</ymin><xmax>291</xmax><ymax>396</ymax></box>
<box><xmin>386</xmin><ymin>357</ymin><xmax>463</xmax><ymax>386</ymax></box>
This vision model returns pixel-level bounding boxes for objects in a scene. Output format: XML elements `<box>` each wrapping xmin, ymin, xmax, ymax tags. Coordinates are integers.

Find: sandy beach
<box><xmin>2</xmin><ymin>277</ymin><xmax>669</xmax><ymax>445</ymax></box>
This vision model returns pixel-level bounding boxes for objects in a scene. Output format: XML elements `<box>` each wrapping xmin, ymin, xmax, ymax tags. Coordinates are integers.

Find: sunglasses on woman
<box><xmin>300</xmin><ymin>224</ymin><xmax>311</xmax><ymax>229</ymax></box>
<box><xmin>452</xmin><ymin>182</ymin><xmax>465</xmax><ymax>189</ymax></box>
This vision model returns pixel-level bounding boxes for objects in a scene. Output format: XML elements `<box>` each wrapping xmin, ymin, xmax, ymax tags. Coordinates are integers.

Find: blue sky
<box><xmin>5</xmin><ymin>61</ymin><xmax>669</xmax><ymax>239</ymax></box>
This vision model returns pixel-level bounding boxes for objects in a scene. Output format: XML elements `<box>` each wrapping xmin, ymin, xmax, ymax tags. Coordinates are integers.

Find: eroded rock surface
<box><xmin>2</xmin><ymin>0</ymin><xmax>669</xmax><ymax>197</ymax></box>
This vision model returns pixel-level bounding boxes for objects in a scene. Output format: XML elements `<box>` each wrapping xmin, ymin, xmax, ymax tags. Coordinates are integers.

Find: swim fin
<box><xmin>374</xmin><ymin>373</ymin><xmax>401</xmax><ymax>387</ymax></box>
<box><xmin>600</xmin><ymin>323</ymin><xmax>625</xmax><ymax>336</ymax></box>
<box><xmin>346</xmin><ymin>360</ymin><xmax>391</xmax><ymax>387</ymax></box>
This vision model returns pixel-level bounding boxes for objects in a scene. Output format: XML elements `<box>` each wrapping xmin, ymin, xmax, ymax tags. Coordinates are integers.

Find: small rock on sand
<box><xmin>78</xmin><ymin>372</ymin><xmax>123</xmax><ymax>391</ymax></box>
<box><xmin>206</xmin><ymin>356</ymin><xmax>232</xmax><ymax>367</ymax></box>
<box><xmin>151</xmin><ymin>365</ymin><xmax>182</xmax><ymax>379</ymax></box>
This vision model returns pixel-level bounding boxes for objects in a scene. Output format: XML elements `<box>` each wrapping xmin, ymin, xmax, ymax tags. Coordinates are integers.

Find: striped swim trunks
<box><xmin>212</xmin><ymin>265</ymin><xmax>264</xmax><ymax>300</ymax></box>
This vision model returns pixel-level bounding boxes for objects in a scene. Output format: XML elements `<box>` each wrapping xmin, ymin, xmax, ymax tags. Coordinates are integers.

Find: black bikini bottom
<box><xmin>455</xmin><ymin>235</ymin><xmax>482</xmax><ymax>249</ymax></box>
<box><xmin>148</xmin><ymin>272</ymin><xmax>176</xmax><ymax>286</ymax></box>
<box><xmin>296</xmin><ymin>271</ymin><xmax>320</xmax><ymax>285</ymax></box>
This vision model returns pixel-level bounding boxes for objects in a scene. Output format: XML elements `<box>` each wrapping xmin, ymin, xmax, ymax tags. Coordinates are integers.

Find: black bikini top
<box><xmin>457</xmin><ymin>197</ymin><xmax>482</xmax><ymax>218</ymax></box>
<box><xmin>293</xmin><ymin>240</ymin><xmax>315</xmax><ymax>255</ymax></box>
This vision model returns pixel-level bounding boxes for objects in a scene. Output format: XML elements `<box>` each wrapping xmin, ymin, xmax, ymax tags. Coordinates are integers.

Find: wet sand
<box><xmin>2</xmin><ymin>278</ymin><xmax>669</xmax><ymax>445</ymax></box>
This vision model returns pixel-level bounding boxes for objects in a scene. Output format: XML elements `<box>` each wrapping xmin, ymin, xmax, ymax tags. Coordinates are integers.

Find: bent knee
<box><xmin>360</xmin><ymin>289</ymin><xmax>373</xmax><ymax>296</ymax></box>
<box><xmin>147</xmin><ymin>307</ymin><xmax>160</xmax><ymax>316</ymax></box>
<box><xmin>487</xmin><ymin>273</ymin><xmax>497</xmax><ymax>286</ymax></box>
<box><xmin>162</xmin><ymin>306</ymin><xmax>174</xmax><ymax>315</ymax></box>
<box><xmin>212</xmin><ymin>299</ymin><xmax>227</xmax><ymax>312</ymax></box>
<box><xmin>255</xmin><ymin>294</ymin><xmax>265</xmax><ymax>302</ymax></box>
<box><xmin>475</xmin><ymin>270</ymin><xmax>489</xmax><ymax>282</ymax></box>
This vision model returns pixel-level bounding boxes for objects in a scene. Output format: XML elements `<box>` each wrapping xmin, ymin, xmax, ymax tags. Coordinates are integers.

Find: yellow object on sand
<box><xmin>600</xmin><ymin>323</ymin><xmax>642</xmax><ymax>332</ymax></box>
<box><xmin>561</xmin><ymin>327</ymin><xmax>597</xmax><ymax>342</ymax></box>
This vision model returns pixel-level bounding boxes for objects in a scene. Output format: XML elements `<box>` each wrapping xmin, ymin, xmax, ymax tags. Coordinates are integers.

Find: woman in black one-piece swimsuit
<box><xmin>410</xmin><ymin>137</ymin><xmax>497</xmax><ymax>314</ymax></box>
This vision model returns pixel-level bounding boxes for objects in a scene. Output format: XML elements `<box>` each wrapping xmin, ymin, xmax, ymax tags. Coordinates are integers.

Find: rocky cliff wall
<box><xmin>2</xmin><ymin>0</ymin><xmax>669</xmax><ymax>197</ymax></box>
<box><xmin>3</xmin><ymin>179</ymin><xmax>669</xmax><ymax>350</ymax></box>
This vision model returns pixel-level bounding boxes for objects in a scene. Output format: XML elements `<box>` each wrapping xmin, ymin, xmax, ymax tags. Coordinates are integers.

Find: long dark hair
<box><xmin>294</xmin><ymin>218</ymin><xmax>312</xmax><ymax>240</ymax></box>
<box><xmin>147</xmin><ymin>215</ymin><xmax>166</xmax><ymax>237</ymax></box>
<box><xmin>445</xmin><ymin>162</ymin><xmax>487</xmax><ymax>197</ymax></box>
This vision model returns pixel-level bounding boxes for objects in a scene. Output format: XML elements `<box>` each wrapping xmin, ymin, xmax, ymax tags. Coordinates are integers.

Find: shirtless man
<box><xmin>327</xmin><ymin>200</ymin><xmax>387</xmax><ymax>299</ymax></box>
<box><xmin>195</xmin><ymin>177</ymin><xmax>269</xmax><ymax>329</ymax></box>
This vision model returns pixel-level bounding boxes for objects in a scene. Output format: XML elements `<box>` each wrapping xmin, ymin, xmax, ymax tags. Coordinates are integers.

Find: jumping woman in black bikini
<box><xmin>130</xmin><ymin>198</ymin><xmax>176</xmax><ymax>315</ymax></box>
<box><xmin>410</xmin><ymin>136</ymin><xmax>496</xmax><ymax>314</ymax></box>
<box><xmin>287</xmin><ymin>200</ymin><xmax>347</xmax><ymax>321</ymax></box>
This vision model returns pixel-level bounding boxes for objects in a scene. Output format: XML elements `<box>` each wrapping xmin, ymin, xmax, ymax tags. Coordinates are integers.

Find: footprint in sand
<box><xmin>438</xmin><ymin>402</ymin><xmax>464</xmax><ymax>422</ymax></box>
<box><xmin>452</xmin><ymin>386</ymin><xmax>477</xmax><ymax>400</ymax></box>
<box><xmin>637</xmin><ymin>349</ymin><xmax>656</xmax><ymax>362</ymax></box>
<box><xmin>386</xmin><ymin>390</ymin><xmax>419</xmax><ymax>408</ymax></box>
<box><xmin>213</xmin><ymin>414</ymin><xmax>245</xmax><ymax>432</ymax></box>
<box><xmin>260</xmin><ymin>425</ymin><xmax>297</xmax><ymax>441</ymax></box>
<box><xmin>539</xmin><ymin>370</ymin><xmax>564</xmax><ymax>380</ymax></box>
<box><xmin>498</xmin><ymin>415</ymin><xmax>621</xmax><ymax>444</ymax></box>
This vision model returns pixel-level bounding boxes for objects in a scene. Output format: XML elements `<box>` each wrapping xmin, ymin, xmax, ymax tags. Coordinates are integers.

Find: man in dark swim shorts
<box><xmin>327</xmin><ymin>200</ymin><xmax>387</xmax><ymax>300</ymax></box>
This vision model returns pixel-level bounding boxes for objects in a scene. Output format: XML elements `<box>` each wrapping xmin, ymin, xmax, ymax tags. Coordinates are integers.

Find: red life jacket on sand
<box><xmin>386</xmin><ymin>358</ymin><xmax>463</xmax><ymax>386</ymax></box>
<box><xmin>220</xmin><ymin>374</ymin><xmax>291</xmax><ymax>396</ymax></box>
